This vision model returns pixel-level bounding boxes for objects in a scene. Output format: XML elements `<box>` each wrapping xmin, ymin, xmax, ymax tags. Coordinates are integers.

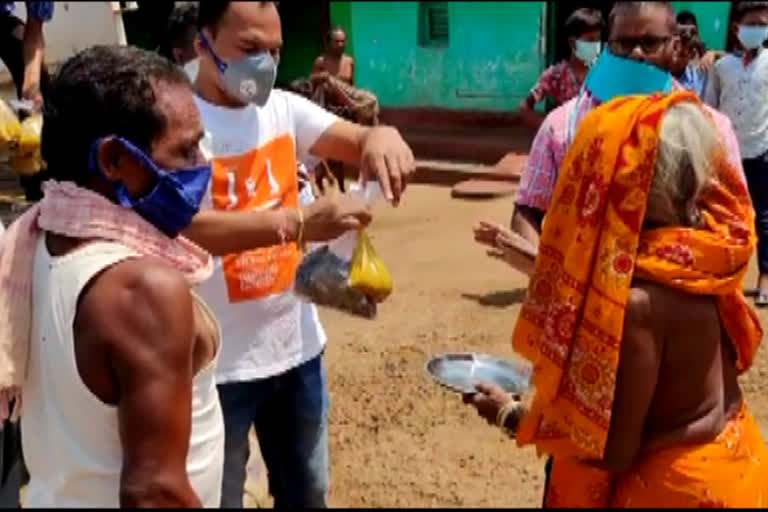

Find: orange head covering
<box><xmin>512</xmin><ymin>91</ymin><xmax>762</xmax><ymax>460</ymax></box>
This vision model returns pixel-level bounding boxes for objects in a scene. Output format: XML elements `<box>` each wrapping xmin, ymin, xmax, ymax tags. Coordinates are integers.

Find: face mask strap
<box><xmin>112</xmin><ymin>136</ymin><xmax>167</xmax><ymax>177</ymax></box>
<box><xmin>198</xmin><ymin>31</ymin><xmax>228</xmax><ymax>74</ymax></box>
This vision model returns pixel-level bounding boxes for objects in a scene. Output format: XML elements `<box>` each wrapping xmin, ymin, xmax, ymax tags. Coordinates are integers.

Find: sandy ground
<box><xmin>238</xmin><ymin>184</ymin><xmax>768</xmax><ymax>509</ymax></box>
<box><xmin>322</xmin><ymin>185</ymin><xmax>543</xmax><ymax>508</ymax></box>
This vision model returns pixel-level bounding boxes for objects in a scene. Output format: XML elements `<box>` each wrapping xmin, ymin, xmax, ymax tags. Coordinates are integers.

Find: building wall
<box><xmin>344</xmin><ymin>1</ymin><xmax>546</xmax><ymax>112</ymax></box>
<box><xmin>337</xmin><ymin>1</ymin><xmax>732</xmax><ymax>113</ymax></box>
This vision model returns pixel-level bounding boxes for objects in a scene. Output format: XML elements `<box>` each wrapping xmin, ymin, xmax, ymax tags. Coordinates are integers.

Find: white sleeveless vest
<box><xmin>22</xmin><ymin>236</ymin><xmax>224</xmax><ymax>507</ymax></box>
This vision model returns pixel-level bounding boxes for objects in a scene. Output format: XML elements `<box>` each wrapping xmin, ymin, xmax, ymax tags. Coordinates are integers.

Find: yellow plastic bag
<box><xmin>0</xmin><ymin>99</ymin><xmax>20</xmax><ymax>158</ymax></box>
<box><xmin>16</xmin><ymin>114</ymin><xmax>42</xmax><ymax>156</ymax></box>
<box><xmin>294</xmin><ymin>181</ymin><xmax>392</xmax><ymax>318</ymax></box>
<box><xmin>295</xmin><ymin>230</ymin><xmax>392</xmax><ymax>318</ymax></box>
<box><xmin>11</xmin><ymin>114</ymin><xmax>43</xmax><ymax>175</ymax></box>
<box><xmin>349</xmin><ymin>230</ymin><xmax>393</xmax><ymax>303</ymax></box>
<box><xmin>9</xmin><ymin>114</ymin><xmax>44</xmax><ymax>176</ymax></box>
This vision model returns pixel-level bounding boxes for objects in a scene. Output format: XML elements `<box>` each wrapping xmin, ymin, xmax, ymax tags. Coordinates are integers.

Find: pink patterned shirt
<box><xmin>515</xmin><ymin>88</ymin><xmax>746</xmax><ymax>211</ymax></box>
<box><xmin>530</xmin><ymin>61</ymin><xmax>583</xmax><ymax>107</ymax></box>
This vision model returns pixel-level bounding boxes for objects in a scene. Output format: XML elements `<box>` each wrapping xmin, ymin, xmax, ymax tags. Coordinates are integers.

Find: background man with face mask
<box><xmin>0</xmin><ymin>45</ymin><xmax>226</xmax><ymax>507</ymax></box>
<box><xmin>187</xmin><ymin>2</ymin><xmax>414</xmax><ymax>508</ymax></box>
<box><xmin>518</xmin><ymin>8</ymin><xmax>604</xmax><ymax>130</ymax></box>
<box><xmin>705</xmin><ymin>1</ymin><xmax>768</xmax><ymax>307</ymax></box>
<box><xmin>477</xmin><ymin>1</ymin><xmax>745</xmax><ymax>262</ymax></box>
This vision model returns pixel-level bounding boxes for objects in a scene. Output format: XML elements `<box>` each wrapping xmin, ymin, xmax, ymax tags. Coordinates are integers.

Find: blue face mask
<box><xmin>89</xmin><ymin>136</ymin><xmax>212</xmax><ymax>238</ymax></box>
<box><xmin>738</xmin><ymin>25</ymin><xmax>768</xmax><ymax>50</ymax></box>
<box><xmin>584</xmin><ymin>48</ymin><xmax>673</xmax><ymax>103</ymax></box>
<box><xmin>199</xmin><ymin>31</ymin><xmax>277</xmax><ymax>107</ymax></box>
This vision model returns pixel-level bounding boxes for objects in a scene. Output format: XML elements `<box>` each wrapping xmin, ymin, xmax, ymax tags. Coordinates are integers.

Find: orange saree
<box><xmin>511</xmin><ymin>92</ymin><xmax>766</xmax><ymax>507</ymax></box>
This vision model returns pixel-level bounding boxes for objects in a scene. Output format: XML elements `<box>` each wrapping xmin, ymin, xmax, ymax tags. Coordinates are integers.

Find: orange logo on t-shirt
<box><xmin>211</xmin><ymin>135</ymin><xmax>300</xmax><ymax>303</ymax></box>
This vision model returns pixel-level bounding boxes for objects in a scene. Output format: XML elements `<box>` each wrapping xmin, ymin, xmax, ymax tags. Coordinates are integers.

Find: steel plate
<box><xmin>425</xmin><ymin>352</ymin><xmax>532</xmax><ymax>394</ymax></box>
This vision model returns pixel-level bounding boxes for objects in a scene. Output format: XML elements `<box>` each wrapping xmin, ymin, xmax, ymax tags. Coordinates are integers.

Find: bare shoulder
<box><xmin>314</xmin><ymin>55</ymin><xmax>326</xmax><ymax>67</ymax></box>
<box><xmin>77</xmin><ymin>256</ymin><xmax>194</xmax><ymax>358</ymax></box>
<box><xmin>343</xmin><ymin>54</ymin><xmax>355</xmax><ymax>65</ymax></box>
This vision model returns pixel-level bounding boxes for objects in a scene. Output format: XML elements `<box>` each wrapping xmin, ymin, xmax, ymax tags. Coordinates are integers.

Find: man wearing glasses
<box><xmin>483</xmin><ymin>2</ymin><xmax>742</xmax><ymax>257</ymax></box>
<box><xmin>705</xmin><ymin>1</ymin><xmax>768</xmax><ymax>307</ymax></box>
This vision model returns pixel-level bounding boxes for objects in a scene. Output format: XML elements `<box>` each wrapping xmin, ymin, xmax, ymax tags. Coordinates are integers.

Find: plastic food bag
<box><xmin>295</xmin><ymin>182</ymin><xmax>393</xmax><ymax>318</ymax></box>
<box><xmin>9</xmin><ymin>114</ymin><xmax>44</xmax><ymax>176</ymax></box>
<box><xmin>349</xmin><ymin>230</ymin><xmax>393</xmax><ymax>303</ymax></box>
<box><xmin>0</xmin><ymin>99</ymin><xmax>21</xmax><ymax>160</ymax></box>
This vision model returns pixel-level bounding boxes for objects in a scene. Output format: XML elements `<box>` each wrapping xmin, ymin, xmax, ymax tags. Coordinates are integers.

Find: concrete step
<box><xmin>414</xmin><ymin>156</ymin><xmax>524</xmax><ymax>187</ymax></box>
<box><xmin>380</xmin><ymin>107</ymin><xmax>534</xmax><ymax>166</ymax></box>
<box><xmin>403</xmin><ymin>128</ymin><xmax>531</xmax><ymax>166</ymax></box>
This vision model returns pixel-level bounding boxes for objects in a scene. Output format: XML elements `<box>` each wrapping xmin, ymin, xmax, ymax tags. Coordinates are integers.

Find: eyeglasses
<box><xmin>608</xmin><ymin>35</ymin><xmax>672</xmax><ymax>56</ymax></box>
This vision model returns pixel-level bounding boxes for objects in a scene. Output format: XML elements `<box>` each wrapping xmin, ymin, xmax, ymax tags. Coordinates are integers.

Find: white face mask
<box><xmin>738</xmin><ymin>25</ymin><xmax>768</xmax><ymax>50</ymax></box>
<box><xmin>183</xmin><ymin>58</ymin><xmax>200</xmax><ymax>82</ymax></box>
<box><xmin>574</xmin><ymin>40</ymin><xmax>602</xmax><ymax>65</ymax></box>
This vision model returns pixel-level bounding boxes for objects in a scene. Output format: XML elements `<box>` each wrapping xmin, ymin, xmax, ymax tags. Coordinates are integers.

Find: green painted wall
<box><xmin>344</xmin><ymin>1</ymin><xmax>546</xmax><ymax>111</ymax></box>
<box><xmin>671</xmin><ymin>1</ymin><xmax>732</xmax><ymax>50</ymax></box>
<box><xmin>332</xmin><ymin>1</ymin><xmax>727</xmax><ymax>113</ymax></box>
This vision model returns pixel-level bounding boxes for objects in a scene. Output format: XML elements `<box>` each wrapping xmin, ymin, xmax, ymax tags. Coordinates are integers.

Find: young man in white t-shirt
<box><xmin>704</xmin><ymin>1</ymin><xmax>768</xmax><ymax>305</ymax></box>
<box><xmin>185</xmin><ymin>2</ymin><xmax>414</xmax><ymax>508</ymax></box>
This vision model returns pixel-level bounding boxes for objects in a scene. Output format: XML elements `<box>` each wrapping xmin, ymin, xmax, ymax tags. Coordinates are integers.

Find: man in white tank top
<box><xmin>18</xmin><ymin>46</ymin><xmax>224</xmax><ymax>507</ymax></box>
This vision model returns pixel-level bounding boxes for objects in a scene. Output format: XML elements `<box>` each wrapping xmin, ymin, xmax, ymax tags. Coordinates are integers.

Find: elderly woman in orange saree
<box><xmin>464</xmin><ymin>91</ymin><xmax>768</xmax><ymax>508</ymax></box>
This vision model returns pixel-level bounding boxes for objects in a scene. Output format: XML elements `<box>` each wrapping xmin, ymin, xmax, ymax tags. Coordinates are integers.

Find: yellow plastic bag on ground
<box><xmin>0</xmin><ymin>99</ymin><xmax>21</xmax><ymax>159</ymax></box>
<box><xmin>349</xmin><ymin>230</ymin><xmax>393</xmax><ymax>303</ymax></box>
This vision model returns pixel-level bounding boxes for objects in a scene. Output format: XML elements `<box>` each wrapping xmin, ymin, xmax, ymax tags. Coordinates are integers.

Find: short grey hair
<box><xmin>646</xmin><ymin>102</ymin><xmax>718</xmax><ymax>228</ymax></box>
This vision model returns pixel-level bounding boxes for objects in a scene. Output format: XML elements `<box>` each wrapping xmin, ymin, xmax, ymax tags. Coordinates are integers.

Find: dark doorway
<box><xmin>546</xmin><ymin>2</ymin><xmax>615</xmax><ymax>66</ymax></box>
<box><xmin>276</xmin><ymin>1</ymin><xmax>330</xmax><ymax>87</ymax></box>
<box><xmin>122</xmin><ymin>1</ymin><xmax>175</xmax><ymax>51</ymax></box>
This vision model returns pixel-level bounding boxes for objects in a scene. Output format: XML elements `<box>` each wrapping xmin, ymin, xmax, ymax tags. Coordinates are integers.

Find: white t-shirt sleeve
<box><xmin>284</xmin><ymin>91</ymin><xmax>339</xmax><ymax>161</ymax></box>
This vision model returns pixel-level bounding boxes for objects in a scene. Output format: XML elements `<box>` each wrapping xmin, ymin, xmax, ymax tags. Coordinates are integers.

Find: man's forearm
<box><xmin>183</xmin><ymin>208</ymin><xmax>300</xmax><ymax>256</ymax></box>
<box><xmin>310</xmin><ymin>119</ymin><xmax>368</xmax><ymax>166</ymax></box>
<box><xmin>21</xmin><ymin>20</ymin><xmax>45</xmax><ymax>99</ymax></box>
